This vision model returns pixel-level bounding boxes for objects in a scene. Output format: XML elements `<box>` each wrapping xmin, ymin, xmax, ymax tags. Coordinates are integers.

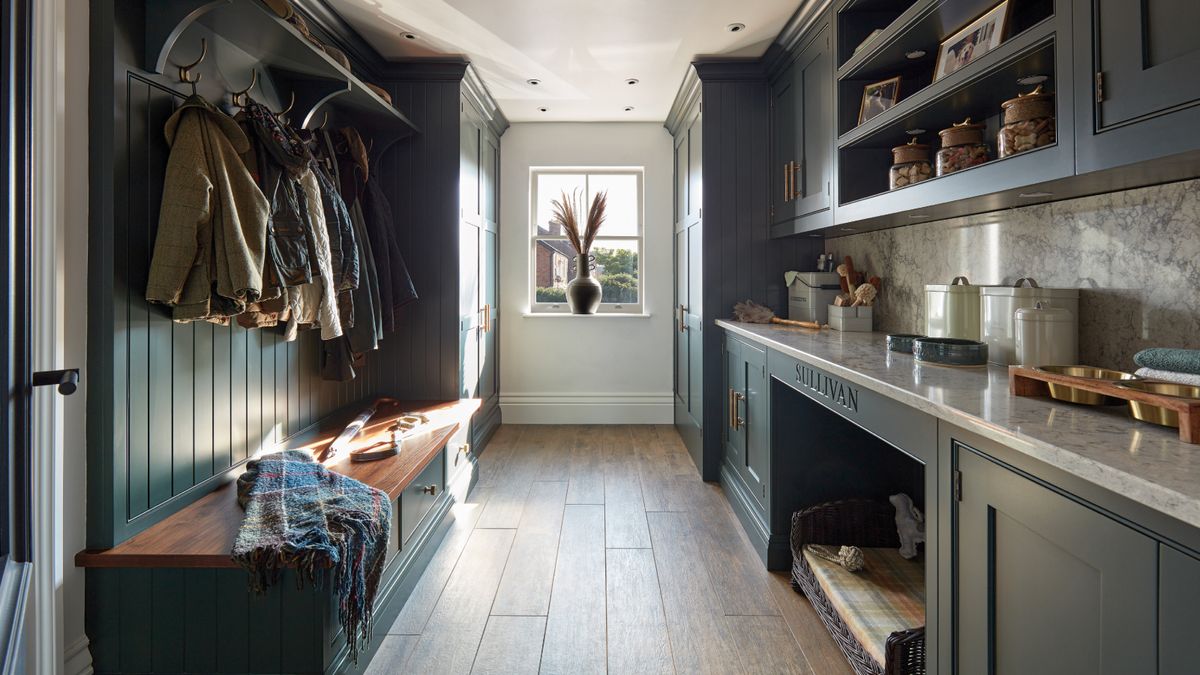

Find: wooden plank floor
<box><xmin>367</xmin><ymin>424</ymin><xmax>853</xmax><ymax>675</ymax></box>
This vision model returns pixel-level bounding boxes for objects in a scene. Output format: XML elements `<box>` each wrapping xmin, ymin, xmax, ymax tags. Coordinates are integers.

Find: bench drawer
<box><xmin>401</xmin><ymin>450</ymin><xmax>446</xmax><ymax>547</ymax></box>
<box><xmin>446</xmin><ymin>423</ymin><xmax>472</xmax><ymax>484</ymax></box>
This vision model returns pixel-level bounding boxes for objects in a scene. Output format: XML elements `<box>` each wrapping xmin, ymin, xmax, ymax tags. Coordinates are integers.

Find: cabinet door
<box><xmin>459</xmin><ymin>103</ymin><xmax>481</xmax><ymax>226</ymax></box>
<box><xmin>1092</xmin><ymin>0</ymin><xmax>1200</xmax><ymax>129</ymax></box>
<box><xmin>478</xmin><ymin>227</ymin><xmax>499</xmax><ymax>416</ymax></box>
<box><xmin>674</xmin><ymin>228</ymin><xmax>689</xmax><ymax>411</ymax></box>
<box><xmin>770</xmin><ymin>61</ymin><xmax>798</xmax><ymax>225</ymax></box>
<box><xmin>1159</xmin><ymin>544</ymin><xmax>1200</xmax><ymax>674</ymax></box>
<box><xmin>723</xmin><ymin>338</ymin><xmax>746</xmax><ymax>471</ymax></box>
<box><xmin>742</xmin><ymin>345</ymin><xmax>768</xmax><ymax>508</ymax></box>
<box><xmin>459</xmin><ymin>219</ymin><xmax>481</xmax><ymax>399</ymax></box>
<box><xmin>481</xmin><ymin>129</ymin><xmax>499</xmax><ymax>229</ymax></box>
<box><xmin>686</xmin><ymin>115</ymin><xmax>702</xmax><ymax>227</ymax></box>
<box><xmin>955</xmin><ymin>444</ymin><xmax>1157</xmax><ymax>674</ymax></box>
<box><xmin>792</xmin><ymin>24</ymin><xmax>831</xmax><ymax>220</ymax></box>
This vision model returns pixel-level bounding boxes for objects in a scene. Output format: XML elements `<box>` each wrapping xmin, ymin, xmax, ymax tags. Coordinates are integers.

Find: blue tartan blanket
<box><xmin>233</xmin><ymin>450</ymin><xmax>390</xmax><ymax>662</ymax></box>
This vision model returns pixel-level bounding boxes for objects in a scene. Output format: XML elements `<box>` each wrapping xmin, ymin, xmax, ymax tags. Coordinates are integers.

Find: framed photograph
<box><xmin>858</xmin><ymin>76</ymin><xmax>902</xmax><ymax>125</ymax></box>
<box><xmin>933</xmin><ymin>1</ymin><xmax>1009</xmax><ymax>81</ymax></box>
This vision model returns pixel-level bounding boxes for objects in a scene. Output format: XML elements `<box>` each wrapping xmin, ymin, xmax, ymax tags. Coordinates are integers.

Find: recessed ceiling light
<box><xmin>1018</xmin><ymin>191</ymin><xmax>1054</xmax><ymax>198</ymax></box>
<box><xmin>623</xmin><ymin>106</ymin><xmax>635</xmax><ymax>112</ymax></box>
<box><xmin>526</xmin><ymin>78</ymin><xmax>541</xmax><ymax>86</ymax></box>
<box><xmin>906</xmin><ymin>128</ymin><xmax>926</xmax><ymax>136</ymax></box>
<box><xmin>905</xmin><ymin>49</ymin><xmax>926</xmax><ymax>60</ymax></box>
<box><xmin>402</xmin><ymin>32</ymin><xmax>418</xmax><ymax>40</ymax></box>
<box><xmin>626</xmin><ymin>78</ymin><xmax>639</xmax><ymax>86</ymax></box>
<box><xmin>1017</xmin><ymin>74</ymin><xmax>1049</xmax><ymax>86</ymax></box>
<box><xmin>537</xmin><ymin>106</ymin><xmax>549</xmax><ymax>113</ymax></box>
<box><xmin>726</xmin><ymin>23</ymin><xmax>746</xmax><ymax>33</ymax></box>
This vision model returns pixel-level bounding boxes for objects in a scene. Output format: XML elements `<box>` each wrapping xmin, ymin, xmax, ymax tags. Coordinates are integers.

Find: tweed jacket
<box><xmin>146</xmin><ymin>96</ymin><xmax>269</xmax><ymax>322</ymax></box>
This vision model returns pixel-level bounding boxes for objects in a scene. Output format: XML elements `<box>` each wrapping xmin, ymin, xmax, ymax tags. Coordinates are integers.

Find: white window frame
<box><xmin>529</xmin><ymin>167</ymin><xmax>645</xmax><ymax>314</ymax></box>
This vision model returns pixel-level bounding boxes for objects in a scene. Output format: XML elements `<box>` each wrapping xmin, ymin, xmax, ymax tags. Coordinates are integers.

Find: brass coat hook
<box><xmin>274</xmin><ymin>92</ymin><xmax>296</xmax><ymax>120</ymax></box>
<box><xmin>178</xmin><ymin>38</ymin><xmax>207</xmax><ymax>95</ymax></box>
<box><xmin>318</xmin><ymin>111</ymin><xmax>330</xmax><ymax>130</ymax></box>
<box><xmin>231</xmin><ymin>69</ymin><xmax>259</xmax><ymax>108</ymax></box>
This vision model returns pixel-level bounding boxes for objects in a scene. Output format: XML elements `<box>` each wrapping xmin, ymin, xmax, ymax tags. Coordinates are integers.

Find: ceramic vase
<box><xmin>567</xmin><ymin>254</ymin><xmax>602</xmax><ymax>314</ymax></box>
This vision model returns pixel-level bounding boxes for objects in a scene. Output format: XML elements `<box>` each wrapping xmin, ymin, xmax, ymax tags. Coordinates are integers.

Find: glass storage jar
<box><xmin>890</xmin><ymin>139</ymin><xmax>931</xmax><ymax>190</ymax></box>
<box><xmin>998</xmin><ymin>85</ymin><xmax>1055</xmax><ymax>157</ymax></box>
<box><xmin>936</xmin><ymin>119</ymin><xmax>990</xmax><ymax>176</ymax></box>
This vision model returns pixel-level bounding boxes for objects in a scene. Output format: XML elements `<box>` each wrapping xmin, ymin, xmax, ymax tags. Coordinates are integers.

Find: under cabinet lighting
<box><xmin>1017</xmin><ymin>74</ymin><xmax>1049</xmax><ymax>86</ymax></box>
<box><xmin>909</xmin><ymin>214</ymin><xmax>929</xmax><ymax>219</ymax></box>
<box><xmin>907</xmin><ymin>128</ymin><xmax>926</xmax><ymax>136</ymax></box>
<box><xmin>1018</xmin><ymin>191</ymin><xmax>1054</xmax><ymax>198</ymax></box>
<box><xmin>905</xmin><ymin>50</ymin><xmax>926</xmax><ymax>60</ymax></box>
<box><xmin>838</xmin><ymin>227</ymin><xmax>857</xmax><ymax>232</ymax></box>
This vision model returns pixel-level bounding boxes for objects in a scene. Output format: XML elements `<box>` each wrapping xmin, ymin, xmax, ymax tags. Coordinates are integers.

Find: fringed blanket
<box><xmin>232</xmin><ymin>450</ymin><xmax>390</xmax><ymax>662</ymax></box>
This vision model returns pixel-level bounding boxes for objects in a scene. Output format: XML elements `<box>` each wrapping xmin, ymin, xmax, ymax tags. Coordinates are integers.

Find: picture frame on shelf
<box><xmin>933</xmin><ymin>0</ymin><xmax>1010</xmax><ymax>81</ymax></box>
<box><xmin>858</xmin><ymin>75</ymin><xmax>901</xmax><ymax>125</ymax></box>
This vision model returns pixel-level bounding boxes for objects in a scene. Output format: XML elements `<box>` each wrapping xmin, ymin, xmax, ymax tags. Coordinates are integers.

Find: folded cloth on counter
<box><xmin>1135</xmin><ymin>368</ymin><xmax>1200</xmax><ymax>387</ymax></box>
<box><xmin>1134</xmin><ymin>348</ymin><xmax>1200</xmax><ymax>376</ymax></box>
<box><xmin>233</xmin><ymin>450</ymin><xmax>390</xmax><ymax>663</ymax></box>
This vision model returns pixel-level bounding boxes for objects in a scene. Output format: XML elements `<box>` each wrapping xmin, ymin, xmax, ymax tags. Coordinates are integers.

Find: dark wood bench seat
<box><xmin>75</xmin><ymin>398</ymin><xmax>480</xmax><ymax>569</ymax></box>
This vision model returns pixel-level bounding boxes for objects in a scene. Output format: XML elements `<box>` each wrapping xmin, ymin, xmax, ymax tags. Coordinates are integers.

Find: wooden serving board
<box><xmin>1009</xmin><ymin>366</ymin><xmax>1200</xmax><ymax>444</ymax></box>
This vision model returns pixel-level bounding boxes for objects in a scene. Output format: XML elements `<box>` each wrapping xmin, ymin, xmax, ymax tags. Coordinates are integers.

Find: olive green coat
<box><xmin>145</xmin><ymin>96</ymin><xmax>269</xmax><ymax>322</ymax></box>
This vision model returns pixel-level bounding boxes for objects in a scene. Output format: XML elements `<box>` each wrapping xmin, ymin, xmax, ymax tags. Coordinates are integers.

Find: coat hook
<box><xmin>178</xmin><ymin>38</ymin><xmax>207</xmax><ymax>96</ymax></box>
<box><xmin>231</xmin><ymin>69</ymin><xmax>259</xmax><ymax>108</ymax></box>
<box><xmin>274</xmin><ymin>91</ymin><xmax>295</xmax><ymax>120</ymax></box>
<box><xmin>318</xmin><ymin>111</ymin><xmax>330</xmax><ymax>130</ymax></box>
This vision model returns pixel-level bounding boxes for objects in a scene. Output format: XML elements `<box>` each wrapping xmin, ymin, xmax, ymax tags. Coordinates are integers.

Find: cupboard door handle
<box><xmin>733</xmin><ymin>391</ymin><xmax>746</xmax><ymax>430</ymax></box>
<box><xmin>793</xmin><ymin>160</ymin><xmax>805</xmax><ymax>199</ymax></box>
<box><xmin>678</xmin><ymin>304</ymin><xmax>688</xmax><ymax>333</ymax></box>
<box><xmin>783</xmin><ymin>162</ymin><xmax>792</xmax><ymax>202</ymax></box>
<box><xmin>422</xmin><ymin>484</ymin><xmax>438</xmax><ymax>496</ymax></box>
<box><xmin>480</xmin><ymin>304</ymin><xmax>491</xmax><ymax>332</ymax></box>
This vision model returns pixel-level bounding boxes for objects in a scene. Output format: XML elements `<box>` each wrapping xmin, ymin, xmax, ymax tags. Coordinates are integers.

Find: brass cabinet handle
<box><xmin>422</xmin><ymin>484</ymin><xmax>438</xmax><ymax>496</ymax></box>
<box><xmin>728</xmin><ymin>388</ymin><xmax>735</xmax><ymax>428</ymax></box>
<box><xmin>783</xmin><ymin>162</ymin><xmax>793</xmax><ymax>202</ymax></box>
<box><xmin>459</xmin><ymin>443</ymin><xmax>471</xmax><ymax>455</ymax></box>
<box><xmin>479</xmin><ymin>304</ymin><xmax>492</xmax><ymax>332</ymax></box>
<box><xmin>678</xmin><ymin>304</ymin><xmax>688</xmax><ymax>333</ymax></box>
<box><xmin>733</xmin><ymin>391</ymin><xmax>746</xmax><ymax>430</ymax></box>
<box><xmin>793</xmin><ymin>160</ymin><xmax>804</xmax><ymax>199</ymax></box>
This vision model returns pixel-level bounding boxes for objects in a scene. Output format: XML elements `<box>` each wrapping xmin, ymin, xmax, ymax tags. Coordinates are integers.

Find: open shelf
<box><xmin>837</xmin><ymin>0</ymin><xmax>1054</xmax><ymax>137</ymax></box>
<box><xmin>147</xmin><ymin>0</ymin><xmax>419</xmax><ymax>151</ymax></box>
<box><xmin>837</xmin><ymin>36</ymin><xmax>1057</xmax><ymax>205</ymax></box>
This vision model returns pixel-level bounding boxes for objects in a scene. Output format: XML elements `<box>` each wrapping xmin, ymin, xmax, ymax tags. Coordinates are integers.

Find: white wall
<box><xmin>499</xmin><ymin>123</ymin><xmax>674</xmax><ymax>424</ymax></box>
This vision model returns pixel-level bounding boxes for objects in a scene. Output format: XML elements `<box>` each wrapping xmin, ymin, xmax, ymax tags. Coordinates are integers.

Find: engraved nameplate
<box><xmin>796</xmin><ymin>363</ymin><xmax>859</xmax><ymax>414</ymax></box>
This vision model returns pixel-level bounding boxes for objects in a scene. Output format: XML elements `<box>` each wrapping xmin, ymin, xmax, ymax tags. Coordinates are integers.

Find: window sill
<box><xmin>522</xmin><ymin>312</ymin><xmax>652</xmax><ymax>318</ymax></box>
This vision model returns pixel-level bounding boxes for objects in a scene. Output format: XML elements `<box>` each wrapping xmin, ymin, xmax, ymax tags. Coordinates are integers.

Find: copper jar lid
<box><xmin>1001</xmin><ymin>85</ymin><xmax>1054</xmax><ymax>124</ymax></box>
<box><xmin>938</xmin><ymin>118</ymin><xmax>987</xmax><ymax>147</ymax></box>
<box><xmin>892</xmin><ymin>138</ymin><xmax>930</xmax><ymax>164</ymax></box>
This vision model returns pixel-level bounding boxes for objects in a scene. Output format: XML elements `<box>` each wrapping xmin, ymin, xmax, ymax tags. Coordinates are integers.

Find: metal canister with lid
<box><xmin>1014</xmin><ymin>301</ymin><xmax>1077</xmax><ymax>366</ymax></box>
<box><xmin>999</xmin><ymin>85</ymin><xmax>1056</xmax><ymax>157</ymax></box>
<box><xmin>936</xmin><ymin>118</ymin><xmax>990</xmax><ymax>176</ymax></box>
<box><xmin>925</xmin><ymin>276</ymin><xmax>983</xmax><ymax>340</ymax></box>
<box><xmin>889</xmin><ymin>139</ymin><xmax>931</xmax><ymax>190</ymax></box>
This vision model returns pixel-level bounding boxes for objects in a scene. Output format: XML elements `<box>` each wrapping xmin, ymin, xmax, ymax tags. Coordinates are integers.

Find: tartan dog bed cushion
<box><xmin>803</xmin><ymin>546</ymin><xmax>925</xmax><ymax>668</ymax></box>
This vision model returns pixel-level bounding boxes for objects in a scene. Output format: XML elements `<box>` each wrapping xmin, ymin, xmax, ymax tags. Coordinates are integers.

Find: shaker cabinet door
<box><xmin>792</xmin><ymin>23</ymin><xmax>832</xmax><ymax>221</ymax></box>
<box><xmin>955</xmin><ymin>443</ymin><xmax>1157</xmax><ymax>674</ymax></box>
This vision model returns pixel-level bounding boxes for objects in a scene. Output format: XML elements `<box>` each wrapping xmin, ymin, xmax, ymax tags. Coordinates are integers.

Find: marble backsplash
<box><xmin>829</xmin><ymin>178</ymin><xmax>1200</xmax><ymax>370</ymax></box>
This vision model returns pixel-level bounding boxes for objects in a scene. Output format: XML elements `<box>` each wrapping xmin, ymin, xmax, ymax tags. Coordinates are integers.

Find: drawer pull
<box><xmin>733</xmin><ymin>392</ymin><xmax>746</xmax><ymax>430</ymax></box>
<box><xmin>459</xmin><ymin>443</ymin><xmax>471</xmax><ymax>455</ymax></box>
<box><xmin>422</xmin><ymin>484</ymin><xmax>439</xmax><ymax>496</ymax></box>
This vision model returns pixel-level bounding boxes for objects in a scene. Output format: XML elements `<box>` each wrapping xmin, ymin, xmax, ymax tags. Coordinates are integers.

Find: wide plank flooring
<box><xmin>371</xmin><ymin>424</ymin><xmax>852</xmax><ymax>675</ymax></box>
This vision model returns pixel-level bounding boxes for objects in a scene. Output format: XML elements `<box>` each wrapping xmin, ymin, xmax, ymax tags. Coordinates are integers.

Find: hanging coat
<box><xmin>362</xmin><ymin>175</ymin><xmax>418</xmax><ymax>332</ymax></box>
<box><xmin>289</xmin><ymin>168</ymin><xmax>343</xmax><ymax>340</ymax></box>
<box><xmin>146</xmin><ymin>95</ymin><xmax>269</xmax><ymax>323</ymax></box>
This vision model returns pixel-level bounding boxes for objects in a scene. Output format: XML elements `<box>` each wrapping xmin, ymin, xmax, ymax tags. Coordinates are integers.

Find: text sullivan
<box><xmin>795</xmin><ymin>363</ymin><xmax>859</xmax><ymax>413</ymax></box>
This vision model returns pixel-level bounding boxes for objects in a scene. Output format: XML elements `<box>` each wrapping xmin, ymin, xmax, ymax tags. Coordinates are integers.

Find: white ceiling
<box><xmin>327</xmin><ymin>0</ymin><xmax>802</xmax><ymax>122</ymax></box>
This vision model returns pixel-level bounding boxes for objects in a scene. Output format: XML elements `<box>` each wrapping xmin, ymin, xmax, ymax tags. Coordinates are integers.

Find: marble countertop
<box><xmin>717</xmin><ymin>320</ymin><xmax>1200</xmax><ymax>529</ymax></box>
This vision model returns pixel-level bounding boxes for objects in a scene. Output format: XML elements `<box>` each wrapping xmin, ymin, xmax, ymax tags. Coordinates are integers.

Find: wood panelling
<box><xmin>87</xmin><ymin>2</ymin><xmax>432</xmax><ymax>549</ymax></box>
<box><xmin>669</xmin><ymin>68</ymin><xmax>822</xmax><ymax>479</ymax></box>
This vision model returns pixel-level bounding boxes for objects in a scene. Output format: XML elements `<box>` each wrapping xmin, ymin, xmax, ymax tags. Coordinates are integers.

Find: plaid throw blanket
<box><xmin>233</xmin><ymin>450</ymin><xmax>390</xmax><ymax>662</ymax></box>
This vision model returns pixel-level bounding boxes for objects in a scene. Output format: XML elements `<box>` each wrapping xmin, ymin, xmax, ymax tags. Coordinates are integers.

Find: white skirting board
<box><xmin>499</xmin><ymin>393</ymin><xmax>674</xmax><ymax>424</ymax></box>
<box><xmin>65</xmin><ymin>635</ymin><xmax>93</xmax><ymax>675</ymax></box>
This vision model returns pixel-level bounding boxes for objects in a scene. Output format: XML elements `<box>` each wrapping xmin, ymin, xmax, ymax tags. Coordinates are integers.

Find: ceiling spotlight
<box><xmin>905</xmin><ymin>49</ymin><xmax>927</xmax><ymax>60</ymax></box>
<box><xmin>726</xmin><ymin>23</ymin><xmax>746</xmax><ymax>33</ymax></box>
<box><xmin>402</xmin><ymin>32</ymin><xmax>418</xmax><ymax>40</ymax></box>
<box><xmin>624</xmin><ymin>106</ymin><xmax>635</xmax><ymax>112</ymax></box>
<box><xmin>526</xmin><ymin>78</ymin><xmax>542</xmax><ymax>86</ymax></box>
<box><xmin>1017</xmin><ymin>74</ymin><xmax>1049</xmax><ymax>86</ymax></box>
<box><xmin>626</xmin><ymin>78</ymin><xmax>640</xmax><ymax>86</ymax></box>
<box><xmin>537</xmin><ymin>106</ymin><xmax>549</xmax><ymax>113</ymax></box>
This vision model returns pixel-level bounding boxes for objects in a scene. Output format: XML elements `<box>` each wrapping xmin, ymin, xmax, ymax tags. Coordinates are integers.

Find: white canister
<box><xmin>925</xmin><ymin>276</ymin><xmax>981</xmax><ymax>340</ymax></box>
<box><xmin>981</xmin><ymin>278</ymin><xmax>1079</xmax><ymax>365</ymax></box>
<box><xmin>1014</xmin><ymin>302</ymin><xmax>1078</xmax><ymax>366</ymax></box>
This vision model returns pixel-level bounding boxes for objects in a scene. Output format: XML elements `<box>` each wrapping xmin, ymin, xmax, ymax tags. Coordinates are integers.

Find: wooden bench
<box><xmin>79</xmin><ymin>398</ymin><xmax>480</xmax><ymax>674</ymax></box>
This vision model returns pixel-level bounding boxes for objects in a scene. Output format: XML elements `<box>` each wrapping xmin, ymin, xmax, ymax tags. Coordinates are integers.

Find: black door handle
<box><xmin>32</xmin><ymin>368</ymin><xmax>79</xmax><ymax>395</ymax></box>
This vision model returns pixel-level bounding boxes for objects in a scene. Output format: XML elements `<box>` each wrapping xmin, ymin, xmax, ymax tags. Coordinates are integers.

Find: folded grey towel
<box><xmin>1135</xmin><ymin>368</ymin><xmax>1200</xmax><ymax>387</ymax></box>
<box><xmin>1133</xmin><ymin>348</ymin><xmax>1200</xmax><ymax>376</ymax></box>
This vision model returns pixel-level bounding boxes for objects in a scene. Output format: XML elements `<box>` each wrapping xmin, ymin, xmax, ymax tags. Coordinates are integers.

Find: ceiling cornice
<box><xmin>664</xmin><ymin>65</ymin><xmax>700</xmax><ymax>135</ymax></box>
<box><xmin>761</xmin><ymin>0</ymin><xmax>834</xmax><ymax>78</ymax></box>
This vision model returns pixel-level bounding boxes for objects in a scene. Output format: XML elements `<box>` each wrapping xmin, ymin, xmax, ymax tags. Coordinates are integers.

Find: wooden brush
<box><xmin>732</xmin><ymin>300</ymin><xmax>823</xmax><ymax>329</ymax></box>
